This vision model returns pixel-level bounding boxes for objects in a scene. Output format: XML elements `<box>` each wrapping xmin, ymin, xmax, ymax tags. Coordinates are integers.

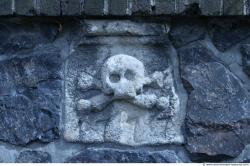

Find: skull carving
<box><xmin>102</xmin><ymin>54</ymin><xmax>148</xmax><ymax>98</ymax></box>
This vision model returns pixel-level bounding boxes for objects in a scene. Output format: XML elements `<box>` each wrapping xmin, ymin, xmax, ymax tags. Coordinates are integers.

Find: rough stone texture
<box><xmin>39</xmin><ymin>0</ymin><xmax>61</xmax><ymax>16</ymax></box>
<box><xmin>169</xmin><ymin>18</ymin><xmax>205</xmax><ymax>48</ymax></box>
<box><xmin>0</xmin><ymin>0</ymin><xmax>13</xmax><ymax>15</ymax></box>
<box><xmin>0</xmin><ymin>0</ymin><xmax>248</xmax><ymax>16</ymax></box>
<box><xmin>240</xmin><ymin>44</ymin><xmax>250</xmax><ymax>77</ymax></box>
<box><xmin>61</xmin><ymin>0</ymin><xmax>81</xmax><ymax>16</ymax></box>
<box><xmin>109</xmin><ymin>0</ymin><xmax>128</xmax><ymax>15</ymax></box>
<box><xmin>15</xmin><ymin>150</ymin><xmax>52</xmax><ymax>163</ymax></box>
<box><xmin>226</xmin><ymin>145</ymin><xmax>250</xmax><ymax>163</ymax></box>
<box><xmin>179</xmin><ymin>42</ymin><xmax>250</xmax><ymax>157</ymax></box>
<box><xmin>84</xmin><ymin>0</ymin><xmax>104</xmax><ymax>15</ymax></box>
<box><xmin>15</xmin><ymin>0</ymin><xmax>35</xmax><ymax>15</ymax></box>
<box><xmin>154</xmin><ymin>0</ymin><xmax>175</xmax><ymax>15</ymax></box>
<box><xmin>65</xmin><ymin>148</ymin><xmax>190</xmax><ymax>163</ymax></box>
<box><xmin>223</xmin><ymin>0</ymin><xmax>243</xmax><ymax>15</ymax></box>
<box><xmin>131</xmin><ymin>0</ymin><xmax>151</xmax><ymax>15</ymax></box>
<box><xmin>64</xmin><ymin>20</ymin><xmax>185</xmax><ymax>146</ymax></box>
<box><xmin>0</xmin><ymin>20</ymin><xmax>61</xmax><ymax>145</ymax></box>
<box><xmin>208</xmin><ymin>19</ymin><xmax>250</xmax><ymax>52</ymax></box>
<box><xmin>0</xmin><ymin>17</ymin><xmax>249</xmax><ymax>163</ymax></box>
<box><xmin>200</xmin><ymin>0</ymin><xmax>222</xmax><ymax>15</ymax></box>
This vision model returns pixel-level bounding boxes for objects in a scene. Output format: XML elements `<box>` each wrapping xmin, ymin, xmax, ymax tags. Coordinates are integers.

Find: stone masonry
<box><xmin>0</xmin><ymin>1</ymin><xmax>250</xmax><ymax>164</ymax></box>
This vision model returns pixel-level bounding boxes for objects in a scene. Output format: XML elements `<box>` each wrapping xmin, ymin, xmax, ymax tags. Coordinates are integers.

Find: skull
<box><xmin>102</xmin><ymin>54</ymin><xmax>147</xmax><ymax>98</ymax></box>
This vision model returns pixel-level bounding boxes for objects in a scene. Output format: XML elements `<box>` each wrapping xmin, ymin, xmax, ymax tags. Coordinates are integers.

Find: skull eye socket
<box><xmin>109</xmin><ymin>73</ymin><xmax>121</xmax><ymax>83</ymax></box>
<box><xmin>124</xmin><ymin>69</ymin><xmax>135</xmax><ymax>81</ymax></box>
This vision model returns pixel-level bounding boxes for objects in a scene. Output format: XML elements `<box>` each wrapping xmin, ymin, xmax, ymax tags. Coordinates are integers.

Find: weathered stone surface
<box><xmin>0</xmin><ymin>0</ymin><xmax>248</xmax><ymax>16</ymax></box>
<box><xmin>0</xmin><ymin>45</ymin><xmax>62</xmax><ymax>145</ymax></box>
<box><xmin>109</xmin><ymin>0</ymin><xmax>128</xmax><ymax>15</ymax></box>
<box><xmin>131</xmin><ymin>0</ymin><xmax>151</xmax><ymax>15</ymax></box>
<box><xmin>226</xmin><ymin>145</ymin><xmax>250</xmax><ymax>163</ymax></box>
<box><xmin>0</xmin><ymin>21</ymin><xmax>61</xmax><ymax>145</ymax></box>
<box><xmin>175</xmin><ymin>0</ymin><xmax>201</xmax><ymax>15</ymax></box>
<box><xmin>39</xmin><ymin>0</ymin><xmax>61</xmax><ymax>16</ymax></box>
<box><xmin>240</xmin><ymin>44</ymin><xmax>250</xmax><ymax>77</ymax></box>
<box><xmin>15</xmin><ymin>0</ymin><xmax>35</xmax><ymax>15</ymax></box>
<box><xmin>64</xmin><ymin>20</ymin><xmax>185</xmax><ymax>146</ymax></box>
<box><xmin>0</xmin><ymin>0</ymin><xmax>12</xmax><ymax>15</ymax></box>
<box><xmin>179</xmin><ymin>42</ymin><xmax>250</xmax><ymax>157</ymax></box>
<box><xmin>61</xmin><ymin>0</ymin><xmax>81</xmax><ymax>15</ymax></box>
<box><xmin>82</xmin><ymin>20</ymin><xmax>167</xmax><ymax>36</ymax></box>
<box><xmin>223</xmin><ymin>0</ymin><xmax>243</xmax><ymax>15</ymax></box>
<box><xmin>169</xmin><ymin>19</ymin><xmax>205</xmax><ymax>48</ymax></box>
<box><xmin>200</xmin><ymin>0</ymin><xmax>222</xmax><ymax>15</ymax></box>
<box><xmin>84</xmin><ymin>0</ymin><xmax>104</xmax><ymax>15</ymax></box>
<box><xmin>155</xmin><ymin>0</ymin><xmax>175</xmax><ymax>15</ymax></box>
<box><xmin>208</xmin><ymin>19</ymin><xmax>250</xmax><ymax>52</ymax></box>
<box><xmin>15</xmin><ymin>150</ymin><xmax>52</xmax><ymax>163</ymax></box>
<box><xmin>0</xmin><ymin>20</ymin><xmax>59</xmax><ymax>56</ymax></box>
<box><xmin>65</xmin><ymin>148</ymin><xmax>189</xmax><ymax>163</ymax></box>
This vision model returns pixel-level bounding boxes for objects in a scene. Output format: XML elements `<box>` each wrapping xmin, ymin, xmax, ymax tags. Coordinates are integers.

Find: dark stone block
<box><xmin>169</xmin><ymin>18</ymin><xmax>205</xmax><ymax>48</ymax></box>
<box><xmin>16</xmin><ymin>150</ymin><xmax>52</xmax><ymax>163</ymax></box>
<box><xmin>131</xmin><ymin>0</ymin><xmax>151</xmax><ymax>15</ymax></box>
<box><xmin>155</xmin><ymin>0</ymin><xmax>175</xmax><ymax>15</ymax></box>
<box><xmin>208</xmin><ymin>19</ymin><xmax>250</xmax><ymax>52</ymax></box>
<box><xmin>179</xmin><ymin>42</ymin><xmax>250</xmax><ymax>157</ymax></box>
<box><xmin>84</xmin><ymin>0</ymin><xmax>104</xmax><ymax>15</ymax></box>
<box><xmin>0</xmin><ymin>0</ymin><xmax>13</xmax><ymax>15</ymax></box>
<box><xmin>109</xmin><ymin>0</ymin><xmax>128</xmax><ymax>16</ymax></box>
<box><xmin>200</xmin><ymin>0</ymin><xmax>222</xmax><ymax>15</ymax></box>
<box><xmin>61</xmin><ymin>0</ymin><xmax>81</xmax><ymax>16</ymax></box>
<box><xmin>39</xmin><ymin>0</ymin><xmax>61</xmax><ymax>16</ymax></box>
<box><xmin>0</xmin><ymin>21</ymin><xmax>59</xmax><ymax>55</ymax></box>
<box><xmin>15</xmin><ymin>0</ymin><xmax>35</xmax><ymax>15</ymax></box>
<box><xmin>223</xmin><ymin>0</ymin><xmax>243</xmax><ymax>15</ymax></box>
<box><xmin>0</xmin><ymin>21</ymin><xmax>61</xmax><ymax>146</ymax></box>
<box><xmin>0</xmin><ymin>45</ymin><xmax>62</xmax><ymax>145</ymax></box>
<box><xmin>176</xmin><ymin>0</ymin><xmax>201</xmax><ymax>15</ymax></box>
<box><xmin>240</xmin><ymin>44</ymin><xmax>250</xmax><ymax>77</ymax></box>
<box><xmin>65</xmin><ymin>148</ymin><xmax>190</xmax><ymax>163</ymax></box>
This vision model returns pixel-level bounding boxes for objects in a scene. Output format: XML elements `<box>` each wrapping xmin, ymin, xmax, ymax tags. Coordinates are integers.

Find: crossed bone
<box><xmin>76</xmin><ymin>71</ymin><xmax>169</xmax><ymax>112</ymax></box>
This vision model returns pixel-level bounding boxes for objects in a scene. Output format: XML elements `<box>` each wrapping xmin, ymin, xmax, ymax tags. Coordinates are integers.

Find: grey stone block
<box><xmin>109</xmin><ymin>0</ymin><xmax>128</xmax><ymax>15</ymax></box>
<box><xmin>0</xmin><ymin>21</ymin><xmax>61</xmax><ymax>146</ymax></box>
<box><xmin>39</xmin><ymin>0</ymin><xmax>61</xmax><ymax>16</ymax></box>
<box><xmin>0</xmin><ymin>0</ymin><xmax>13</xmax><ymax>15</ymax></box>
<box><xmin>200</xmin><ymin>0</ymin><xmax>222</xmax><ymax>15</ymax></box>
<box><xmin>240</xmin><ymin>44</ymin><xmax>250</xmax><ymax>77</ymax></box>
<box><xmin>61</xmin><ymin>0</ymin><xmax>81</xmax><ymax>16</ymax></box>
<box><xmin>131</xmin><ymin>0</ymin><xmax>151</xmax><ymax>15</ymax></box>
<box><xmin>65</xmin><ymin>148</ymin><xmax>190</xmax><ymax>163</ymax></box>
<box><xmin>223</xmin><ymin>0</ymin><xmax>244</xmax><ymax>15</ymax></box>
<box><xmin>155</xmin><ymin>0</ymin><xmax>175</xmax><ymax>15</ymax></box>
<box><xmin>208</xmin><ymin>19</ymin><xmax>250</xmax><ymax>52</ymax></box>
<box><xmin>84</xmin><ymin>0</ymin><xmax>104</xmax><ymax>15</ymax></box>
<box><xmin>15</xmin><ymin>0</ymin><xmax>35</xmax><ymax>15</ymax></box>
<box><xmin>179</xmin><ymin>42</ymin><xmax>250</xmax><ymax>157</ymax></box>
<box><xmin>16</xmin><ymin>150</ymin><xmax>52</xmax><ymax>163</ymax></box>
<box><xmin>175</xmin><ymin>0</ymin><xmax>200</xmax><ymax>14</ymax></box>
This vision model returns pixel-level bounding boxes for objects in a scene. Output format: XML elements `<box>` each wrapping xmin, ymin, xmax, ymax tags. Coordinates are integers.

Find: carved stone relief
<box><xmin>64</xmin><ymin>21</ymin><xmax>184</xmax><ymax>146</ymax></box>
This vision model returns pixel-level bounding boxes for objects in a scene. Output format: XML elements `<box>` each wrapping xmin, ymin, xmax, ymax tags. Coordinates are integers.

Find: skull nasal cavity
<box><xmin>125</xmin><ymin>69</ymin><xmax>135</xmax><ymax>81</ymax></box>
<box><xmin>109</xmin><ymin>73</ymin><xmax>120</xmax><ymax>83</ymax></box>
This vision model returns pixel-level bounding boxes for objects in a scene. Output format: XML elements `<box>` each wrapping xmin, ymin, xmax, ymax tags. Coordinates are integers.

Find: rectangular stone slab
<box><xmin>61</xmin><ymin>0</ymin><xmax>81</xmax><ymax>15</ymax></box>
<box><xmin>64</xmin><ymin>20</ymin><xmax>184</xmax><ymax>146</ymax></box>
<box><xmin>0</xmin><ymin>0</ymin><xmax>13</xmax><ymax>15</ymax></box>
<box><xmin>15</xmin><ymin>0</ymin><xmax>35</xmax><ymax>15</ymax></box>
<box><xmin>84</xmin><ymin>0</ymin><xmax>104</xmax><ymax>15</ymax></box>
<box><xmin>109</xmin><ymin>0</ymin><xmax>128</xmax><ymax>15</ymax></box>
<box><xmin>39</xmin><ymin>0</ymin><xmax>61</xmax><ymax>16</ymax></box>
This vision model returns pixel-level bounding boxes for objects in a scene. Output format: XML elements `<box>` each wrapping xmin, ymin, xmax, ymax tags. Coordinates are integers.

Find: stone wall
<box><xmin>0</xmin><ymin>17</ymin><xmax>249</xmax><ymax>163</ymax></box>
<box><xmin>1</xmin><ymin>0</ymin><xmax>250</xmax><ymax>16</ymax></box>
